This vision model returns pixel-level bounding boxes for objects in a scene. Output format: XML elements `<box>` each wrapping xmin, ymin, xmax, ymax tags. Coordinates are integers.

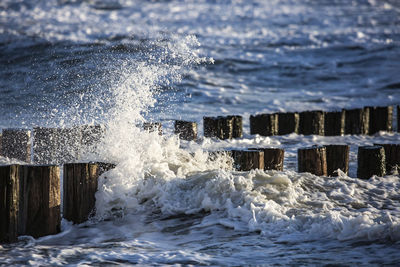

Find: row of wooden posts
<box><xmin>0</xmin><ymin>105</ymin><xmax>398</xmax><ymax>164</ymax></box>
<box><xmin>1</xmin><ymin>142</ymin><xmax>399</xmax><ymax>243</ymax></box>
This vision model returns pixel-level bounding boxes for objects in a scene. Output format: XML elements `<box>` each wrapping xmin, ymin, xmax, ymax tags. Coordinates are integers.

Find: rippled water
<box><xmin>1</xmin><ymin>0</ymin><xmax>400</xmax><ymax>265</ymax></box>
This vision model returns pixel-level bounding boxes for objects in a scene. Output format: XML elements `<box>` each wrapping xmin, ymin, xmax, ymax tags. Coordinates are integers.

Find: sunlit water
<box><xmin>1</xmin><ymin>0</ymin><xmax>400</xmax><ymax>265</ymax></box>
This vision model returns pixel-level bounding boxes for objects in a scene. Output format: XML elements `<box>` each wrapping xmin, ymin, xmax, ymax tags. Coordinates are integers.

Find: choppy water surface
<box><xmin>1</xmin><ymin>0</ymin><xmax>400</xmax><ymax>265</ymax></box>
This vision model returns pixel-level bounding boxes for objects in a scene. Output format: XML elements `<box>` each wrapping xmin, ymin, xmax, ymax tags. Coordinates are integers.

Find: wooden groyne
<box><xmin>0</xmin><ymin>104</ymin><xmax>399</xmax><ymax>243</ymax></box>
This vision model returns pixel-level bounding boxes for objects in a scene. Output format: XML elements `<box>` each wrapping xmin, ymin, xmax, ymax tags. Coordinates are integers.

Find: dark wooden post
<box><xmin>143</xmin><ymin>122</ymin><xmax>162</xmax><ymax>135</ymax></box>
<box><xmin>216</xmin><ymin>116</ymin><xmax>233</xmax><ymax>140</ymax></box>
<box><xmin>57</xmin><ymin>127</ymin><xmax>82</xmax><ymax>163</ymax></box>
<box><xmin>232</xmin><ymin>150</ymin><xmax>264</xmax><ymax>171</ymax></box>
<box><xmin>299</xmin><ymin>111</ymin><xmax>325</xmax><ymax>135</ymax></box>
<box><xmin>1</xmin><ymin>129</ymin><xmax>31</xmax><ymax>162</ymax></box>
<box><xmin>63</xmin><ymin>162</ymin><xmax>114</xmax><ymax>224</ymax></box>
<box><xmin>227</xmin><ymin>115</ymin><xmax>243</xmax><ymax>138</ymax></box>
<box><xmin>33</xmin><ymin>127</ymin><xmax>59</xmax><ymax>164</ymax></box>
<box><xmin>18</xmin><ymin>165</ymin><xmax>60</xmax><ymax>238</ymax></box>
<box><xmin>174</xmin><ymin>120</ymin><xmax>197</xmax><ymax>141</ymax></box>
<box><xmin>263</xmin><ymin>148</ymin><xmax>284</xmax><ymax>171</ymax></box>
<box><xmin>368</xmin><ymin>106</ymin><xmax>393</xmax><ymax>134</ymax></box>
<box><xmin>204</xmin><ymin>117</ymin><xmax>218</xmax><ymax>138</ymax></box>
<box><xmin>324</xmin><ymin>111</ymin><xmax>345</xmax><ymax>136</ymax></box>
<box><xmin>325</xmin><ymin>145</ymin><xmax>349</xmax><ymax>176</ymax></box>
<box><xmin>298</xmin><ymin>146</ymin><xmax>327</xmax><ymax>176</ymax></box>
<box><xmin>250</xmin><ymin>114</ymin><xmax>278</xmax><ymax>136</ymax></box>
<box><xmin>344</xmin><ymin>108</ymin><xmax>369</xmax><ymax>135</ymax></box>
<box><xmin>0</xmin><ymin>165</ymin><xmax>20</xmax><ymax>243</ymax></box>
<box><xmin>373</xmin><ymin>144</ymin><xmax>400</xmax><ymax>174</ymax></box>
<box><xmin>277</xmin><ymin>112</ymin><xmax>299</xmax><ymax>135</ymax></box>
<box><xmin>357</xmin><ymin>146</ymin><xmax>386</xmax><ymax>179</ymax></box>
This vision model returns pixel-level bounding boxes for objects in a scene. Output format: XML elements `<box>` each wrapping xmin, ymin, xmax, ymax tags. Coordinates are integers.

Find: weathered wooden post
<box><xmin>203</xmin><ymin>117</ymin><xmax>218</xmax><ymax>138</ymax></box>
<box><xmin>18</xmin><ymin>165</ymin><xmax>61</xmax><ymax>238</ymax></box>
<box><xmin>325</xmin><ymin>145</ymin><xmax>349</xmax><ymax>176</ymax></box>
<box><xmin>227</xmin><ymin>115</ymin><xmax>243</xmax><ymax>138</ymax></box>
<box><xmin>344</xmin><ymin>108</ymin><xmax>369</xmax><ymax>135</ymax></box>
<box><xmin>250</xmin><ymin>113</ymin><xmax>278</xmax><ymax>136</ymax></box>
<box><xmin>0</xmin><ymin>165</ymin><xmax>20</xmax><ymax>243</ymax></box>
<box><xmin>57</xmin><ymin>127</ymin><xmax>82</xmax><ymax>163</ymax></box>
<box><xmin>232</xmin><ymin>150</ymin><xmax>264</xmax><ymax>171</ymax></box>
<box><xmin>174</xmin><ymin>120</ymin><xmax>197</xmax><ymax>141</ymax></box>
<box><xmin>357</xmin><ymin>146</ymin><xmax>386</xmax><ymax>179</ymax></box>
<box><xmin>373</xmin><ymin>144</ymin><xmax>400</xmax><ymax>174</ymax></box>
<box><xmin>63</xmin><ymin>162</ymin><xmax>114</xmax><ymax>224</ymax></box>
<box><xmin>299</xmin><ymin>111</ymin><xmax>325</xmax><ymax>135</ymax></box>
<box><xmin>143</xmin><ymin>122</ymin><xmax>162</xmax><ymax>135</ymax></box>
<box><xmin>250</xmin><ymin>148</ymin><xmax>284</xmax><ymax>171</ymax></box>
<box><xmin>277</xmin><ymin>112</ymin><xmax>299</xmax><ymax>135</ymax></box>
<box><xmin>1</xmin><ymin>129</ymin><xmax>31</xmax><ymax>162</ymax></box>
<box><xmin>298</xmin><ymin>146</ymin><xmax>327</xmax><ymax>176</ymax></box>
<box><xmin>33</xmin><ymin>127</ymin><xmax>59</xmax><ymax>164</ymax></box>
<box><xmin>368</xmin><ymin>106</ymin><xmax>393</xmax><ymax>134</ymax></box>
<box><xmin>216</xmin><ymin>116</ymin><xmax>233</xmax><ymax>140</ymax></box>
<box><xmin>324</xmin><ymin>111</ymin><xmax>345</xmax><ymax>136</ymax></box>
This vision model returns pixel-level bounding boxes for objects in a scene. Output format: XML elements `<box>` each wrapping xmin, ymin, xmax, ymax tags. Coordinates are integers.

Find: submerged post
<box><xmin>232</xmin><ymin>150</ymin><xmax>264</xmax><ymax>171</ymax></box>
<box><xmin>0</xmin><ymin>165</ymin><xmax>20</xmax><ymax>243</ymax></box>
<box><xmin>368</xmin><ymin>106</ymin><xmax>393</xmax><ymax>134</ymax></box>
<box><xmin>277</xmin><ymin>112</ymin><xmax>299</xmax><ymax>135</ymax></box>
<box><xmin>143</xmin><ymin>122</ymin><xmax>162</xmax><ymax>135</ymax></box>
<box><xmin>325</xmin><ymin>144</ymin><xmax>350</xmax><ymax>176</ymax></box>
<box><xmin>18</xmin><ymin>165</ymin><xmax>61</xmax><ymax>238</ymax></box>
<box><xmin>63</xmin><ymin>162</ymin><xmax>115</xmax><ymax>224</ymax></box>
<box><xmin>357</xmin><ymin>146</ymin><xmax>386</xmax><ymax>179</ymax></box>
<box><xmin>174</xmin><ymin>120</ymin><xmax>198</xmax><ymax>141</ymax></box>
<box><xmin>324</xmin><ymin>111</ymin><xmax>345</xmax><ymax>136</ymax></box>
<box><xmin>1</xmin><ymin>129</ymin><xmax>31</xmax><ymax>162</ymax></box>
<box><xmin>298</xmin><ymin>146</ymin><xmax>327</xmax><ymax>176</ymax></box>
<box><xmin>299</xmin><ymin>111</ymin><xmax>325</xmax><ymax>135</ymax></box>
<box><xmin>250</xmin><ymin>113</ymin><xmax>278</xmax><ymax>136</ymax></box>
<box><xmin>251</xmin><ymin>148</ymin><xmax>284</xmax><ymax>171</ymax></box>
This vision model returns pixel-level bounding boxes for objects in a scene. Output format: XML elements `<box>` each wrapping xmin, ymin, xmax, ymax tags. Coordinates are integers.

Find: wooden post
<box><xmin>227</xmin><ymin>115</ymin><xmax>243</xmax><ymax>138</ymax></box>
<box><xmin>33</xmin><ymin>127</ymin><xmax>59</xmax><ymax>164</ymax></box>
<box><xmin>299</xmin><ymin>111</ymin><xmax>325</xmax><ymax>135</ymax></box>
<box><xmin>373</xmin><ymin>144</ymin><xmax>400</xmax><ymax>174</ymax></box>
<box><xmin>143</xmin><ymin>122</ymin><xmax>162</xmax><ymax>135</ymax></box>
<box><xmin>277</xmin><ymin>112</ymin><xmax>299</xmax><ymax>135</ymax></box>
<box><xmin>174</xmin><ymin>120</ymin><xmax>197</xmax><ymax>141</ymax></box>
<box><xmin>298</xmin><ymin>146</ymin><xmax>327</xmax><ymax>176</ymax></box>
<box><xmin>368</xmin><ymin>106</ymin><xmax>393</xmax><ymax>134</ymax></box>
<box><xmin>216</xmin><ymin>116</ymin><xmax>233</xmax><ymax>140</ymax></box>
<box><xmin>250</xmin><ymin>113</ymin><xmax>278</xmax><ymax>136</ymax></box>
<box><xmin>344</xmin><ymin>108</ymin><xmax>369</xmax><ymax>135</ymax></box>
<box><xmin>203</xmin><ymin>117</ymin><xmax>218</xmax><ymax>138</ymax></box>
<box><xmin>357</xmin><ymin>146</ymin><xmax>386</xmax><ymax>179</ymax></box>
<box><xmin>232</xmin><ymin>150</ymin><xmax>264</xmax><ymax>171</ymax></box>
<box><xmin>324</xmin><ymin>111</ymin><xmax>345</xmax><ymax>136</ymax></box>
<box><xmin>57</xmin><ymin>127</ymin><xmax>82</xmax><ymax>163</ymax></box>
<box><xmin>18</xmin><ymin>165</ymin><xmax>60</xmax><ymax>238</ymax></box>
<box><xmin>250</xmin><ymin>148</ymin><xmax>284</xmax><ymax>171</ymax></box>
<box><xmin>63</xmin><ymin>162</ymin><xmax>114</xmax><ymax>224</ymax></box>
<box><xmin>1</xmin><ymin>129</ymin><xmax>31</xmax><ymax>162</ymax></box>
<box><xmin>325</xmin><ymin>145</ymin><xmax>349</xmax><ymax>176</ymax></box>
<box><xmin>0</xmin><ymin>165</ymin><xmax>20</xmax><ymax>243</ymax></box>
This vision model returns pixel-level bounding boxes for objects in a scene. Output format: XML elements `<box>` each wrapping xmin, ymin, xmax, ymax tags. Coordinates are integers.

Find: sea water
<box><xmin>1</xmin><ymin>0</ymin><xmax>400</xmax><ymax>265</ymax></box>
